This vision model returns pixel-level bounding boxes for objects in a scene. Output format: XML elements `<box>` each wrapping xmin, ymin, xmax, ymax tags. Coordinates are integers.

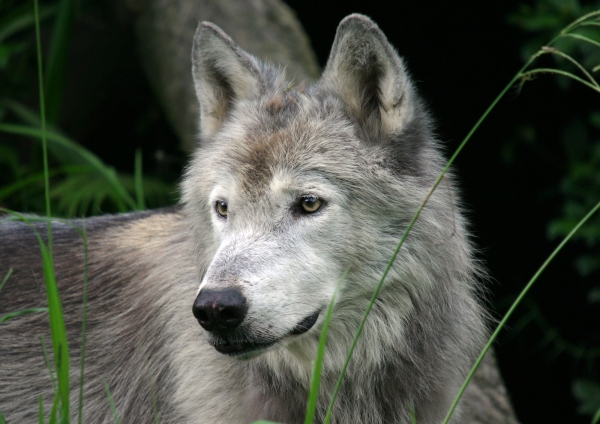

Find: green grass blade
<box><xmin>0</xmin><ymin>307</ymin><xmax>48</xmax><ymax>323</ymax></box>
<box><xmin>41</xmin><ymin>335</ymin><xmax>57</xmax><ymax>393</ymax></box>
<box><xmin>44</xmin><ymin>0</ymin><xmax>75</xmax><ymax>123</ymax></box>
<box><xmin>39</xmin><ymin>240</ymin><xmax>70</xmax><ymax>423</ymax></box>
<box><xmin>0</xmin><ymin>268</ymin><xmax>13</xmax><ymax>292</ymax></box>
<box><xmin>34</xmin><ymin>0</ymin><xmax>50</xmax><ymax>222</ymax></box>
<box><xmin>39</xmin><ymin>395</ymin><xmax>45</xmax><ymax>424</ymax></box>
<box><xmin>0</xmin><ymin>166</ymin><xmax>91</xmax><ymax>202</ymax></box>
<box><xmin>539</xmin><ymin>46</ymin><xmax>599</xmax><ymax>88</ymax></box>
<box><xmin>0</xmin><ymin>409</ymin><xmax>6</xmax><ymax>424</ymax></box>
<box><xmin>578</xmin><ymin>21</ymin><xmax>600</xmax><ymax>29</ymax></box>
<box><xmin>0</xmin><ymin>99</ymin><xmax>53</xmax><ymax>129</ymax></box>
<box><xmin>48</xmin><ymin>390</ymin><xmax>59</xmax><ymax>424</ymax></box>
<box><xmin>0</xmin><ymin>3</ymin><xmax>56</xmax><ymax>43</ymax></box>
<box><xmin>409</xmin><ymin>405</ymin><xmax>417</xmax><ymax>424</ymax></box>
<box><xmin>103</xmin><ymin>382</ymin><xmax>122</xmax><ymax>424</ymax></box>
<box><xmin>592</xmin><ymin>404</ymin><xmax>600</xmax><ymax>424</ymax></box>
<box><xmin>36</xmin><ymin>1</ymin><xmax>70</xmax><ymax>420</ymax></box>
<box><xmin>520</xmin><ymin>68</ymin><xmax>600</xmax><ymax>93</ymax></box>
<box><xmin>564</xmin><ymin>32</ymin><xmax>600</xmax><ymax>49</ymax></box>
<box><xmin>442</xmin><ymin>199</ymin><xmax>600</xmax><ymax>424</ymax></box>
<box><xmin>562</xmin><ymin>10</ymin><xmax>600</xmax><ymax>34</ymax></box>
<box><xmin>304</xmin><ymin>270</ymin><xmax>346</xmax><ymax>424</ymax></box>
<box><xmin>134</xmin><ymin>148</ymin><xmax>145</xmax><ymax>210</ymax></box>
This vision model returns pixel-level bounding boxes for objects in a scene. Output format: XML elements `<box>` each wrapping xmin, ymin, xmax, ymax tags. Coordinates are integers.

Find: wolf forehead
<box><xmin>202</xmin><ymin>91</ymin><xmax>373</xmax><ymax>195</ymax></box>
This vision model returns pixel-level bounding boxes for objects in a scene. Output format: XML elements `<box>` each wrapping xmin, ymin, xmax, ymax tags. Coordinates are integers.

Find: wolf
<box><xmin>0</xmin><ymin>14</ymin><xmax>488</xmax><ymax>424</ymax></box>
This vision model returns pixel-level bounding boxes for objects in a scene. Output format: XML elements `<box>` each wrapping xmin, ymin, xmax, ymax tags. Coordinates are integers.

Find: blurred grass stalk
<box><xmin>34</xmin><ymin>0</ymin><xmax>70</xmax><ymax>420</ymax></box>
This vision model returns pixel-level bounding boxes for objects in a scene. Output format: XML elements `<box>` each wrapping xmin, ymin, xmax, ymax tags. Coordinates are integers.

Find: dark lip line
<box><xmin>289</xmin><ymin>309</ymin><xmax>320</xmax><ymax>335</ymax></box>
<box><xmin>210</xmin><ymin>339</ymin><xmax>276</xmax><ymax>356</ymax></box>
<box><xmin>212</xmin><ymin>309</ymin><xmax>322</xmax><ymax>356</ymax></box>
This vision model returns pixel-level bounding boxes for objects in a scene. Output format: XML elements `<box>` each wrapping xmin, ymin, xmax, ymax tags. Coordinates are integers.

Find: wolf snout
<box><xmin>192</xmin><ymin>288</ymin><xmax>247</xmax><ymax>332</ymax></box>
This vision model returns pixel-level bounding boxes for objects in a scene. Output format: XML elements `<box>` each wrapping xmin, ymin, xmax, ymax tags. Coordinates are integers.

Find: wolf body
<box><xmin>0</xmin><ymin>15</ymin><xmax>487</xmax><ymax>423</ymax></box>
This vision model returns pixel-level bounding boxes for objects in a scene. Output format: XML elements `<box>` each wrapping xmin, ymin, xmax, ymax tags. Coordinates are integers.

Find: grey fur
<box><xmin>0</xmin><ymin>14</ymin><xmax>487</xmax><ymax>423</ymax></box>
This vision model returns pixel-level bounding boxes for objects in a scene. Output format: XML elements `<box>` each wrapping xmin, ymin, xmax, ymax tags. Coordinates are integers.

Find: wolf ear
<box><xmin>192</xmin><ymin>22</ymin><xmax>263</xmax><ymax>139</ymax></box>
<box><xmin>321</xmin><ymin>14</ymin><xmax>414</xmax><ymax>137</ymax></box>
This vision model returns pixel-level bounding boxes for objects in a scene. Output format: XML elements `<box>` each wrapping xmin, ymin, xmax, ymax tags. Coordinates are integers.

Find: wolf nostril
<box><xmin>192</xmin><ymin>288</ymin><xmax>247</xmax><ymax>332</ymax></box>
<box><xmin>220</xmin><ymin>306</ymin><xmax>243</xmax><ymax>321</ymax></box>
<box><xmin>193</xmin><ymin>308</ymin><xmax>209</xmax><ymax>322</ymax></box>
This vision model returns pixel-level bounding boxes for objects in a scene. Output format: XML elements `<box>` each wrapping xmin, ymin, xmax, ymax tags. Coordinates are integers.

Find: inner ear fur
<box><xmin>321</xmin><ymin>14</ymin><xmax>414</xmax><ymax>137</ymax></box>
<box><xmin>192</xmin><ymin>22</ymin><xmax>264</xmax><ymax>139</ymax></box>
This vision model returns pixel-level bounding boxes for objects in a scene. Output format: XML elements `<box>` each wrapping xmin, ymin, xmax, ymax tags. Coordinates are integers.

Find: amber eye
<box><xmin>300</xmin><ymin>196</ymin><xmax>322</xmax><ymax>214</ymax></box>
<box><xmin>216</xmin><ymin>201</ymin><xmax>228</xmax><ymax>218</ymax></box>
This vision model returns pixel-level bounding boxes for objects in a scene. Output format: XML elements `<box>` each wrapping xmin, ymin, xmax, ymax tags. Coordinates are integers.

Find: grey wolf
<box><xmin>0</xmin><ymin>14</ymin><xmax>487</xmax><ymax>423</ymax></box>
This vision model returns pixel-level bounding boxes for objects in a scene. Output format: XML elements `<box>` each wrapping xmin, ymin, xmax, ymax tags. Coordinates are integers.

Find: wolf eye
<box><xmin>299</xmin><ymin>196</ymin><xmax>323</xmax><ymax>214</ymax></box>
<box><xmin>216</xmin><ymin>201</ymin><xmax>228</xmax><ymax>218</ymax></box>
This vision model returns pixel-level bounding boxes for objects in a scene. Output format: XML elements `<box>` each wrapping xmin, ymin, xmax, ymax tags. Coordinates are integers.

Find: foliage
<box><xmin>574</xmin><ymin>379</ymin><xmax>600</xmax><ymax>416</ymax></box>
<box><xmin>509</xmin><ymin>0</ymin><xmax>600</xmax><ymax>420</ymax></box>
<box><xmin>547</xmin><ymin>113</ymin><xmax>600</xmax><ymax>276</ymax></box>
<box><xmin>0</xmin><ymin>0</ymin><xmax>177</xmax><ymax>218</ymax></box>
<box><xmin>509</xmin><ymin>0</ymin><xmax>600</xmax><ymax>84</ymax></box>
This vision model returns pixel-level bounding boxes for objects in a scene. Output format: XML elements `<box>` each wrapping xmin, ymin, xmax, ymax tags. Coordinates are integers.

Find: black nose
<box><xmin>192</xmin><ymin>288</ymin><xmax>247</xmax><ymax>332</ymax></box>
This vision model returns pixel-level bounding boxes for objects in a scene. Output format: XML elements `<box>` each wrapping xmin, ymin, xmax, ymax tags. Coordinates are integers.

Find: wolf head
<box><xmin>182</xmin><ymin>15</ymin><xmax>479</xmax><ymax>362</ymax></box>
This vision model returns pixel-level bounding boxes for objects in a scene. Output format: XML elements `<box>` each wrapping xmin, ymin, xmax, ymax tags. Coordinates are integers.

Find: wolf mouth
<box><xmin>289</xmin><ymin>310</ymin><xmax>320</xmax><ymax>335</ymax></box>
<box><xmin>210</xmin><ymin>339</ymin><xmax>277</xmax><ymax>355</ymax></box>
<box><xmin>211</xmin><ymin>310</ymin><xmax>321</xmax><ymax>356</ymax></box>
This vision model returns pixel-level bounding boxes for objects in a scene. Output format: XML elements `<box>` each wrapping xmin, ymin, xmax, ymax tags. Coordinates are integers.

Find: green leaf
<box><xmin>0</xmin><ymin>307</ymin><xmax>48</xmax><ymax>324</ymax></box>
<box><xmin>104</xmin><ymin>382</ymin><xmax>122</xmax><ymax>424</ymax></box>
<box><xmin>38</xmin><ymin>239</ymin><xmax>70</xmax><ymax>423</ymax></box>
<box><xmin>0</xmin><ymin>42</ymin><xmax>27</xmax><ymax>69</ymax></box>
<box><xmin>0</xmin><ymin>140</ymin><xmax>20</xmax><ymax>175</ymax></box>
<box><xmin>593</xmin><ymin>404</ymin><xmax>600</xmax><ymax>424</ymax></box>
<box><xmin>588</xmin><ymin>287</ymin><xmax>600</xmax><ymax>304</ymax></box>
<box><xmin>575</xmin><ymin>255</ymin><xmax>600</xmax><ymax>277</ymax></box>
<box><xmin>45</xmin><ymin>0</ymin><xmax>76</xmax><ymax>123</ymax></box>
<box><xmin>305</xmin><ymin>271</ymin><xmax>345</xmax><ymax>424</ymax></box>
<box><xmin>0</xmin><ymin>268</ymin><xmax>13</xmax><ymax>293</ymax></box>
<box><xmin>573</xmin><ymin>380</ymin><xmax>600</xmax><ymax>416</ymax></box>
<box><xmin>39</xmin><ymin>395</ymin><xmax>45</xmax><ymax>424</ymax></box>
<box><xmin>0</xmin><ymin>3</ymin><xmax>56</xmax><ymax>43</ymax></box>
<box><xmin>589</xmin><ymin>111</ymin><xmax>600</xmax><ymax>129</ymax></box>
<box><xmin>0</xmin><ymin>166</ymin><xmax>91</xmax><ymax>203</ymax></box>
<box><xmin>0</xmin><ymin>123</ymin><xmax>136</xmax><ymax>210</ymax></box>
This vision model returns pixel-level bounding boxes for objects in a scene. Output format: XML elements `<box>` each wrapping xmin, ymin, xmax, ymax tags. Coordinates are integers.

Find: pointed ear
<box><xmin>192</xmin><ymin>22</ymin><xmax>264</xmax><ymax>139</ymax></box>
<box><xmin>321</xmin><ymin>14</ymin><xmax>415</xmax><ymax>137</ymax></box>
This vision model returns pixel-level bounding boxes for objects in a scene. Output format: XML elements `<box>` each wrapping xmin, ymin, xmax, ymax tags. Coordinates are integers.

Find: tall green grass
<box><xmin>34</xmin><ymin>0</ymin><xmax>70</xmax><ymax>420</ymax></box>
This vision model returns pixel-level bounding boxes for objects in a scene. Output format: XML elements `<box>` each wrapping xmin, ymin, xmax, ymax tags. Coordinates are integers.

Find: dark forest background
<box><xmin>1</xmin><ymin>0</ymin><xmax>600</xmax><ymax>422</ymax></box>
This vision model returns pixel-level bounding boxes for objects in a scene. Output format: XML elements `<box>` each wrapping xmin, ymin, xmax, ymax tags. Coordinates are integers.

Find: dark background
<box><xmin>2</xmin><ymin>0</ymin><xmax>599</xmax><ymax>422</ymax></box>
